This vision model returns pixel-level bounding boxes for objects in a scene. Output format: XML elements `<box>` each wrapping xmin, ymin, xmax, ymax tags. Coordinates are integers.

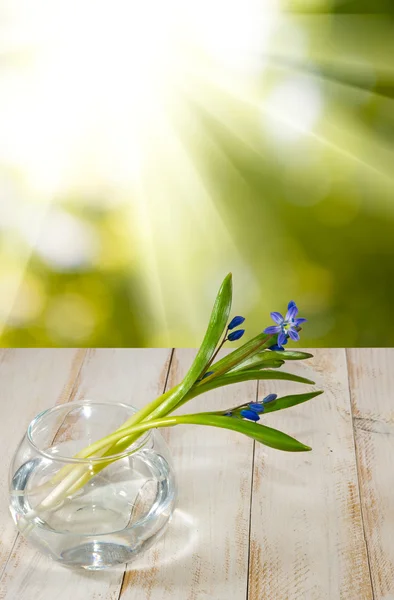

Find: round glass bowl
<box><xmin>9</xmin><ymin>401</ymin><xmax>177</xmax><ymax>569</ymax></box>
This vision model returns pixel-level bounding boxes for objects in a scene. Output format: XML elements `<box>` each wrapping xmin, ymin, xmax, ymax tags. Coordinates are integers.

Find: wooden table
<box><xmin>0</xmin><ymin>348</ymin><xmax>392</xmax><ymax>600</ymax></box>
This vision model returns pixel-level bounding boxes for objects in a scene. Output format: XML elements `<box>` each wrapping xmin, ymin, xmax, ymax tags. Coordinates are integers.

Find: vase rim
<box><xmin>27</xmin><ymin>400</ymin><xmax>152</xmax><ymax>464</ymax></box>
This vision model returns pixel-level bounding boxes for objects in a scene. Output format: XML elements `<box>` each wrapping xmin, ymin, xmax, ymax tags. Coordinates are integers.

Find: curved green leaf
<box><xmin>230</xmin><ymin>350</ymin><xmax>313</xmax><ymax>375</ymax></box>
<box><xmin>253</xmin><ymin>360</ymin><xmax>284</xmax><ymax>369</ymax></box>
<box><xmin>264</xmin><ymin>390</ymin><xmax>324</xmax><ymax>414</ymax></box>
<box><xmin>190</xmin><ymin>415</ymin><xmax>311</xmax><ymax>452</ymax></box>
<box><xmin>231</xmin><ymin>357</ymin><xmax>285</xmax><ymax>371</ymax></box>
<box><xmin>135</xmin><ymin>272</ymin><xmax>233</xmax><ymax>421</ymax></box>
<box><xmin>146</xmin><ymin>414</ymin><xmax>312</xmax><ymax>452</ymax></box>
<box><xmin>189</xmin><ymin>369</ymin><xmax>315</xmax><ymax>399</ymax></box>
<box><xmin>182</xmin><ymin>272</ymin><xmax>233</xmax><ymax>381</ymax></box>
<box><xmin>264</xmin><ymin>350</ymin><xmax>313</xmax><ymax>361</ymax></box>
<box><xmin>233</xmin><ymin>350</ymin><xmax>313</xmax><ymax>372</ymax></box>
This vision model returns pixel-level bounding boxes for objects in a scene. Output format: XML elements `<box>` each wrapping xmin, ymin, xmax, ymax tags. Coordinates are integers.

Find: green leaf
<box><xmin>186</xmin><ymin>272</ymin><xmax>233</xmax><ymax>378</ymax></box>
<box><xmin>230</xmin><ymin>356</ymin><xmax>285</xmax><ymax>371</ymax></box>
<box><xmin>253</xmin><ymin>359</ymin><xmax>284</xmax><ymax>369</ymax></box>
<box><xmin>264</xmin><ymin>350</ymin><xmax>314</xmax><ymax>361</ymax></box>
<box><xmin>172</xmin><ymin>414</ymin><xmax>311</xmax><ymax>452</ymax></box>
<box><xmin>188</xmin><ymin>369</ymin><xmax>315</xmax><ymax>399</ymax></box>
<box><xmin>263</xmin><ymin>390</ymin><xmax>324</xmax><ymax>414</ymax></box>
<box><xmin>233</xmin><ymin>350</ymin><xmax>313</xmax><ymax>371</ymax></box>
<box><xmin>147</xmin><ymin>273</ymin><xmax>233</xmax><ymax>418</ymax></box>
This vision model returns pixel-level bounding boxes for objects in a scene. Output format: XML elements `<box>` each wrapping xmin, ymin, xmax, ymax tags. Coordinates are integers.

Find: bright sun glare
<box><xmin>0</xmin><ymin>0</ymin><xmax>279</xmax><ymax>196</ymax></box>
<box><xmin>0</xmin><ymin>0</ymin><xmax>336</xmax><ymax>343</ymax></box>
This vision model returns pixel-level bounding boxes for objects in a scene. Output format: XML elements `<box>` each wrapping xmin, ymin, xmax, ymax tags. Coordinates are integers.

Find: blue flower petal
<box><xmin>240</xmin><ymin>409</ymin><xmax>260</xmax><ymax>422</ymax></box>
<box><xmin>269</xmin><ymin>344</ymin><xmax>285</xmax><ymax>351</ymax></box>
<box><xmin>264</xmin><ymin>325</ymin><xmax>282</xmax><ymax>335</ymax></box>
<box><xmin>228</xmin><ymin>316</ymin><xmax>245</xmax><ymax>330</ymax></box>
<box><xmin>263</xmin><ymin>393</ymin><xmax>277</xmax><ymax>404</ymax></box>
<box><xmin>288</xmin><ymin>300</ymin><xmax>296</xmax><ymax>310</ymax></box>
<box><xmin>278</xmin><ymin>332</ymin><xmax>288</xmax><ymax>346</ymax></box>
<box><xmin>294</xmin><ymin>317</ymin><xmax>307</xmax><ymax>325</ymax></box>
<box><xmin>227</xmin><ymin>329</ymin><xmax>245</xmax><ymax>342</ymax></box>
<box><xmin>285</xmin><ymin>304</ymin><xmax>298</xmax><ymax>321</ymax></box>
<box><xmin>289</xmin><ymin>328</ymin><xmax>300</xmax><ymax>341</ymax></box>
<box><xmin>248</xmin><ymin>402</ymin><xmax>265</xmax><ymax>413</ymax></box>
<box><xmin>270</xmin><ymin>312</ymin><xmax>284</xmax><ymax>325</ymax></box>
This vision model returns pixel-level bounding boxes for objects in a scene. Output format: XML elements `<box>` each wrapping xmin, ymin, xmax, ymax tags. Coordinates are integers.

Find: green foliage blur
<box><xmin>0</xmin><ymin>1</ymin><xmax>393</xmax><ymax>347</ymax></box>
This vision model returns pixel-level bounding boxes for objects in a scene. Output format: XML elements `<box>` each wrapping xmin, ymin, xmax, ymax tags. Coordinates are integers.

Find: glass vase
<box><xmin>9</xmin><ymin>401</ymin><xmax>177</xmax><ymax>569</ymax></box>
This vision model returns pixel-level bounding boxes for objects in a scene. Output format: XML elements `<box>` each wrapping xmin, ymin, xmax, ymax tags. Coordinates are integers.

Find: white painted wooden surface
<box><xmin>0</xmin><ymin>349</ymin><xmax>86</xmax><ymax>576</ymax></box>
<box><xmin>249</xmin><ymin>349</ymin><xmax>372</xmax><ymax>600</ymax></box>
<box><xmin>347</xmin><ymin>349</ymin><xmax>394</xmax><ymax>600</ymax></box>
<box><xmin>0</xmin><ymin>349</ymin><xmax>392</xmax><ymax>600</ymax></box>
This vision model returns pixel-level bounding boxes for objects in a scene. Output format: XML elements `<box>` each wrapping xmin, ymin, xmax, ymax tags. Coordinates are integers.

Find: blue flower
<box><xmin>228</xmin><ymin>316</ymin><xmax>245</xmax><ymax>330</ymax></box>
<box><xmin>227</xmin><ymin>329</ymin><xmax>245</xmax><ymax>342</ymax></box>
<box><xmin>264</xmin><ymin>301</ymin><xmax>306</xmax><ymax>346</ymax></box>
<box><xmin>247</xmin><ymin>395</ymin><xmax>277</xmax><ymax>415</ymax></box>
<box><xmin>248</xmin><ymin>402</ymin><xmax>265</xmax><ymax>413</ymax></box>
<box><xmin>240</xmin><ymin>408</ymin><xmax>260</xmax><ymax>422</ymax></box>
<box><xmin>262</xmin><ymin>393</ymin><xmax>277</xmax><ymax>404</ymax></box>
<box><xmin>269</xmin><ymin>340</ymin><xmax>288</xmax><ymax>351</ymax></box>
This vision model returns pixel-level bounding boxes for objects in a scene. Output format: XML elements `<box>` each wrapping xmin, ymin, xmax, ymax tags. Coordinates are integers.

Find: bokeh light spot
<box><xmin>34</xmin><ymin>209</ymin><xmax>98</xmax><ymax>270</ymax></box>
<box><xmin>263</xmin><ymin>75</ymin><xmax>323</xmax><ymax>143</ymax></box>
<box><xmin>46</xmin><ymin>294</ymin><xmax>97</xmax><ymax>343</ymax></box>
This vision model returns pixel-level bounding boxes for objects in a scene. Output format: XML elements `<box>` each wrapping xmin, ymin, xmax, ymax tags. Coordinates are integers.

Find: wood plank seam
<box><xmin>0</xmin><ymin>532</ymin><xmax>19</xmax><ymax>587</ymax></box>
<box><xmin>56</xmin><ymin>348</ymin><xmax>88</xmax><ymax>406</ymax></box>
<box><xmin>345</xmin><ymin>348</ymin><xmax>375</xmax><ymax>600</ymax></box>
<box><xmin>245</xmin><ymin>380</ymin><xmax>259</xmax><ymax>600</ymax></box>
<box><xmin>0</xmin><ymin>349</ymin><xmax>88</xmax><ymax>584</ymax></box>
<box><xmin>49</xmin><ymin>349</ymin><xmax>90</xmax><ymax>445</ymax></box>
<box><xmin>116</xmin><ymin>347</ymin><xmax>175</xmax><ymax>600</ymax></box>
<box><xmin>0</xmin><ymin>349</ymin><xmax>12</xmax><ymax>367</ymax></box>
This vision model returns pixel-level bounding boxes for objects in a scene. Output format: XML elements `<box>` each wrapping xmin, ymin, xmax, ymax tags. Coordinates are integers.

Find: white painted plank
<box><xmin>0</xmin><ymin>348</ymin><xmax>172</xmax><ymax>600</ymax></box>
<box><xmin>248</xmin><ymin>348</ymin><xmax>373</xmax><ymax>600</ymax></box>
<box><xmin>71</xmin><ymin>348</ymin><xmax>173</xmax><ymax>409</ymax></box>
<box><xmin>119</xmin><ymin>348</ymin><xmax>257</xmax><ymax>600</ymax></box>
<box><xmin>347</xmin><ymin>348</ymin><xmax>394</xmax><ymax>599</ymax></box>
<box><xmin>0</xmin><ymin>348</ymin><xmax>85</xmax><ymax>576</ymax></box>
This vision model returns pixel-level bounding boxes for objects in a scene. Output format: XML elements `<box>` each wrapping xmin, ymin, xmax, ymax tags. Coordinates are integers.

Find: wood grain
<box><xmin>248</xmin><ymin>349</ymin><xmax>373</xmax><ymax>600</ymax></box>
<box><xmin>347</xmin><ymin>348</ymin><xmax>394</xmax><ymax>599</ymax></box>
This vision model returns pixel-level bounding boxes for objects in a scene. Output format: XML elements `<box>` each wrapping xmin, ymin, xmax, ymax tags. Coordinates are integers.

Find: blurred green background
<box><xmin>0</xmin><ymin>1</ymin><xmax>393</xmax><ymax>347</ymax></box>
